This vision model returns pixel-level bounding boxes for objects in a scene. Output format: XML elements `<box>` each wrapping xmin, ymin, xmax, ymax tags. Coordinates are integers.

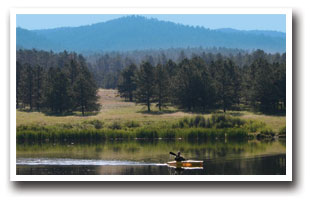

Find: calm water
<box><xmin>16</xmin><ymin>139</ymin><xmax>286</xmax><ymax>175</ymax></box>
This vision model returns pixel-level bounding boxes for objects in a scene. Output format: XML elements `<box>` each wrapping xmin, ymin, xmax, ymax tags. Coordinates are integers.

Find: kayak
<box><xmin>167</xmin><ymin>160</ymin><xmax>203</xmax><ymax>168</ymax></box>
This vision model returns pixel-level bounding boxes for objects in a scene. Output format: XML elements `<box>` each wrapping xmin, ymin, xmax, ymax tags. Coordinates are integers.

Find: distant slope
<box><xmin>16</xmin><ymin>15</ymin><xmax>286</xmax><ymax>53</ymax></box>
<box><xmin>16</xmin><ymin>28</ymin><xmax>60</xmax><ymax>51</ymax></box>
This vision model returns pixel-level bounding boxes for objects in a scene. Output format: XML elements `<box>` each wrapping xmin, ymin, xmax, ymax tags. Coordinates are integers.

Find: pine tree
<box><xmin>117</xmin><ymin>64</ymin><xmax>137</xmax><ymax>101</ymax></box>
<box><xmin>134</xmin><ymin>61</ymin><xmax>155</xmax><ymax>112</ymax></box>
<box><xmin>16</xmin><ymin>61</ymin><xmax>22</xmax><ymax>108</ymax></box>
<box><xmin>171</xmin><ymin>58</ymin><xmax>198</xmax><ymax>111</ymax></box>
<box><xmin>20</xmin><ymin>64</ymin><xmax>34</xmax><ymax>110</ymax></box>
<box><xmin>154</xmin><ymin>64</ymin><xmax>170</xmax><ymax>111</ymax></box>
<box><xmin>253</xmin><ymin>58</ymin><xmax>278</xmax><ymax>112</ymax></box>
<box><xmin>45</xmin><ymin>67</ymin><xmax>71</xmax><ymax>113</ymax></box>
<box><xmin>32</xmin><ymin>65</ymin><xmax>45</xmax><ymax>111</ymax></box>
<box><xmin>164</xmin><ymin>59</ymin><xmax>178</xmax><ymax>77</ymax></box>
<box><xmin>191</xmin><ymin>57</ymin><xmax>216</xmax><ymax>110</ymax></box>
<box><xmin>72</xmin><ymin>65</ymin><xmax>100</xmax><ymax>116</ymax></box>
<box><xmin>213</xmin><ymin>58</ymin><xmax>238</xmax><ymax>112</ymax></box>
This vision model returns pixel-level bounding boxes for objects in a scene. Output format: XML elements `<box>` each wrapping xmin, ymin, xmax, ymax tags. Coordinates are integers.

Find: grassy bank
<box><xmin>17</xmin><ymin>89</ymin><xmax>285</xmax><ymax>130</ymax></box>
<box><xmin>16</xmin><ymin>89</ymin><xmax>286</xmax><ymax>143</ymax></box>
<box><xmin>17</xmin><ymin>126</ymin><xmax>248</xmax><ymax>144</ymax></box>
<box><xmin>16</xmin><ymin>114</ymin><xmax>284</xmax><ymax>144</ymax></box>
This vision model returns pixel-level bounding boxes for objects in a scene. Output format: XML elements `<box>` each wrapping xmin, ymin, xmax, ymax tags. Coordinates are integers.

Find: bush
<box><xmin>177</xmin><ymin>117</ymin><xmax>190</xmax><ymax>128</ymax></box>
<box><xmin>176</xmin><ymin>114</ymin><xmax>245</xmax><ymax>129</ymax></box>
<box><xmin>124</xmin><ymin>120</ymin><xmax>140</xmax><ymax>128</ymax></box>
<box><xmin>177</xmin><ymin>116</ymin><xmax>208</xmax><ymax>128</ymax></box>
<box><xmin>259</xmin><ymin>128</ymin><xmax>275</xmax><ymax>137</ymax></box>
<box><xmin>86</xmin><ymin>120</ymin><xmax>104</xmax><ymax>129</ymax></box>
<box><xmin>190</xmin><ymin>115</ymin><xmax>206</xmax><ymax>127</ymax></box>
<box><xmin>136</xmin><ymin>128</ymin><xmax>158</xmax><ymax>138</ymax></box>
<box><xmin>243</xmin><ymin>120</ymin><xmax>266</xmax><ymax>132</ymax></box>
<box><xmin>210</xmin><ymin>114</ymin><xmax>245</xmax><ymax>128</ymax></box>
<box><xmin>279</xmin><ymin>126</ymin><xmax>286</xmax><ymax>135</ymax></box>
<box><xmin>226</xmin><ymin>128</ymin><xmax>248</xmax><ymax>140</ymax></box>
<box><xmin>109</xmin><ymin>122</ymin><xmax>122</xmax><ymax>130</ymax></box>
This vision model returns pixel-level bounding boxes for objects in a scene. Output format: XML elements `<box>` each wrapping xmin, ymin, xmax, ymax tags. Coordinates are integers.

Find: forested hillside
<box><xmin>117</xmin><ymin>50</ymin><xmax>286</xmax><ymax>113</ymax></box>
<box><xmin>16</xmin><ymin>51</ymin><xmax>100</xmax><ymax>116</ymax></box>
<box><xmin>16</xmin><ymin>15</ymin><xmax>286</xmax><ymax>53</ymax></box>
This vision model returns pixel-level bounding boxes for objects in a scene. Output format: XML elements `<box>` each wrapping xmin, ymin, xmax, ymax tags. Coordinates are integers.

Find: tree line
<box><xmin>17</xmin><ymin>48</ymin><xmax>284</xmax><ymax>90</ymax></box>
<box><xmin>86</xmin><ymin>47</ymin><xmax>284</xmax><ymax>89</ymax></box>
<box><xmin>16</xmin><ymin>52</ymin><xmax>100</xmax><ymax>116</ymax></box>
<box><xmin>117</xmin><ymin>50</ymin><xmax>286</xmax><ymax>113</ymax></box>
<box><xmin>16</xmin><ymin>48</ymin><xmax>286</xmax><ymax>114</ymax></box>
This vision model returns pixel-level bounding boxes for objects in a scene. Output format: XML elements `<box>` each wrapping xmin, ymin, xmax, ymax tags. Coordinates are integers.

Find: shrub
<box><xmin>178</xmin><ymin>117</ymin><xmax>190</xmax><ymax>128</ymax></box>
<box><xmin>259</xmin><ymin>128</ymin><xmax>275</xmax><ymax>137</ymax></box>
<box><xmin>226</xmin><ymin>128</ymin><xmax>248</xmax><ymax>140</ymax></box>
<box><xmin>109</xmin><ymin>122</ymin><xmax>122</xmax><ymax>130</ymax></box>
<box><xmin>210</xmin><ymin>114</ymin><xmax>245</xmax><ymax>128</ymax></box>
<box><xmin>176</xmin><ymin>114</ymin><xmax>245</xmax><ymax>129</ymax></box>
<box><xmin>124</xmin><ymin>120</ymin><xmax>140</xmax><ymax>128</ymax></box>
<box><xmin>136</xmin><ymin>128</ymin><xmax>158</xmax><ymax>138</ymax></box>
<box><xmin>190</xmin><ymin>115</ymin><xmax>206</xmax><ymax>127</ymax></box>
<box><xmin>243</xmin><ymin>120</ymin><xmax>266</xmax><ymax>132</ymax></box>
<box><xmin>177</xmin><ymin>116</ymin><xmax>208</xmax><ymax>128</ymax></box>
<box><xmin>279</xmin><ymin>126</ymin><xmax>286</xmax><ymax>135</ymax></box>
<box><xmin>87</xmin><ymin>120</ymin><xmax>104</xmax><ymax>129</ymax></box>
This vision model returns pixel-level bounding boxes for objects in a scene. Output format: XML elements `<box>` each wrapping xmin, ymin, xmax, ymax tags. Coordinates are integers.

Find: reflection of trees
<box><xmin>17</xmin><ymin>139</ymin><xmax>286</xmax><ymax>163</ymax></box>
<box><xmin>16</xmin><ymin>154</ymin><xmax>285</xmax><ymax>175</ymax></box>
<box><xmin>168</xmin><ymin>167</ymin><xmax>184</xmax><ymax>175</ymax></box>
<box><xmin>203</xmin><ymin>154</ymin><xmax>286</xmax><ymax>175</ymax></box>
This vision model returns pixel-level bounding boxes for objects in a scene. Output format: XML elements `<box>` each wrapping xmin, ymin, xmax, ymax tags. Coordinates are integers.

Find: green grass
<box><xmin>16</xmin><ymin>123</ymin><xmax>249</xmax><ymax>144</ymax></box>
<box><xmin>16</xmin><ymin>114</ymin><xmax>277</xmax><ymax>143</ymax></box>
<box><xmin>16</xmin><ymin>89</ymin><xmax>286</xmax><ymax>143</ymax></box>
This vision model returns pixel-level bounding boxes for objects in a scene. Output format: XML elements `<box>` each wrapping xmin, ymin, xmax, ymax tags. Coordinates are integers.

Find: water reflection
<box><xmin>16</xmin><ymin>139</ymin><xmax>286</xmax><ymax>175</ymax></box>
<box><xmin>16</xmin><ymin>154</ymin><xmax>285</xmax><ymax>175</ymax></box>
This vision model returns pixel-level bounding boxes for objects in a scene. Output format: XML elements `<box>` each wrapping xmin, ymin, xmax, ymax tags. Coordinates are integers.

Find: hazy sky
<box><xmin>16</xmin><ymin>14</ymin><xmax>286</xmax><ymax>32</ymax></box>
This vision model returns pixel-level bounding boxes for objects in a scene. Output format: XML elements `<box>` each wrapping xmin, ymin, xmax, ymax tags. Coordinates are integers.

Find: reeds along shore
<box><xmin>16</xmin><ymin>114</ymin><xmax>285</xmax><ymax>144</ymax></box>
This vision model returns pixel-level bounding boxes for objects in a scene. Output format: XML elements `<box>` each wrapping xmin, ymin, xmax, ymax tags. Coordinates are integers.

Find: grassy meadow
<box><xmin>16</xmin><ymin>89</ymin><xmax>286</xmax><ymax>143</ymax></box>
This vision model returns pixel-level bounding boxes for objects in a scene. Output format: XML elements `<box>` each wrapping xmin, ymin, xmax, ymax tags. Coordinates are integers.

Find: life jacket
<box><xmin>175</xmin><ymin>156</ymin><xmax>186</xmax><ymax>162</ymax></box>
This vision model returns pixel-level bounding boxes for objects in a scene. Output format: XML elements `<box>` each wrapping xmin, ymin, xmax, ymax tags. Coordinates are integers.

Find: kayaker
<box><xmin>175</xmin><ymin>151</ymin><xmax>186</xmax><ymax>162</ymax></box>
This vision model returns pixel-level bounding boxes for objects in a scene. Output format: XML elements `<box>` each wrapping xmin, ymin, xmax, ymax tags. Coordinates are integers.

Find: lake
<box><xmin>16</xmin><ymin>139</ymin><xmax>286</xmax><ymax>175</ymax></box>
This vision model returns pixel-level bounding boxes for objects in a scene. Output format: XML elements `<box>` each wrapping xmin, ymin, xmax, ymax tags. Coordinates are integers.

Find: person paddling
<box><xmin>169</xmin><ymin>151</ymin><xmax>186</xmax><ymax>162</ymax></box>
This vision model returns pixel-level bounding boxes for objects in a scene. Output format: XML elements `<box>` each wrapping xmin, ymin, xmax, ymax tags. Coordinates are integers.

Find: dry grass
<box><xmin>16</xmin><ymin>89</ymin><xmax>285</xmax><ymax>131</ymax></box>
<box><xmin>233</xmin><ymin>111</ymin><xmax>286</xmax><ymax>132</ymax></box>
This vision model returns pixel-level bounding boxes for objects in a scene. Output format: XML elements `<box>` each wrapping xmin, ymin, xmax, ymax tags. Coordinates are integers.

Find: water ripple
<box><xmin>16</xmin><ymin>158</ymin><xmax>166</xmax><ymax>166</ymax></box>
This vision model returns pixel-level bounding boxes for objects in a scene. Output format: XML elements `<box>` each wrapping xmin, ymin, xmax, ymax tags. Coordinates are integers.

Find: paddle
<box><xmin>169</xmin><ymin>152</ymin><xmax>177</xmax><ymax>156</ymax></box>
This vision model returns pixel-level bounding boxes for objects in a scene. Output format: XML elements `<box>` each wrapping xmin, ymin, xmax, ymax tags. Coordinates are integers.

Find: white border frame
<box><xmin>10</xmin><ymin>8</ymin><xmax>292</xmax><ymax>181</ymax></box>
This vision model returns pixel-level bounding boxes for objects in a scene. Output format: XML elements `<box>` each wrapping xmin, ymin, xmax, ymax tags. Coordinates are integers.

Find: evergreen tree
<box><xmin>172</xmin><ymin>57</ymin><xmax>216</xmax><ymax>111</ymax></box>
<box><xmin>68</xmin><ymin>59</ymin><xmax>79</xmax><ymax>85</ymax></box>
<box><xmin>20</xmin><ymin>63</ymin><xmax>34</xmax><ymax>110</ymax></box>
<box><xmin>253</xmin><ymin>58</ymin><xmax>278</xmax><ymax>112</ymax></box>
<box><xmin>72</xmin><ymin>65</ymin><xmax>100</xmax><ymax>116</ymax></box>
<box><xmin>164</xmin><ymin>59</ymin><xmax>178</xmax><ymax>77</ymax></box>
<box><xmin>134</xmin><ymin>61</ymin><xmax>155</xmax><ymax>112</ymax></box>
<box><xmin>276</xmin><ymin>62</ymin><xmax>286</xmax><ymax>110</ymax></box>
<box><xmin>117</xmin><ymin>64</ymin><xmax>137</xmax><ymax>101</ymax></box>
<box><xmin>32</xmin><ymin>65</ymin><xmax>45</xmax><ymax>111</ymax></box>
<box><xmin>16</xmin><ymin>61</ymin><xmax>22</xmax><ymax>108</ymax></box>
<box><xmin>213</xmin><ymin>58</ymin><xmax>239</xmax><ymax>112</ymax></box>
<box><xmin>191</xmin><ymin>57</ymin><xmax>216</xmax><ymax>110</ymax></box>
<box><xmin>154</xmin><ymin>64</ymin><xmax>170</xmax><ymax>111</ymax></box>
<box><xmin>172</xmin><ymin>58</ymin><xmax>200</xmax><ymax>110</ymax></box>
<box><xmin>45</xmin><ymin>67</ymin><xmax>71</xmax><ymax>113</ymax></box>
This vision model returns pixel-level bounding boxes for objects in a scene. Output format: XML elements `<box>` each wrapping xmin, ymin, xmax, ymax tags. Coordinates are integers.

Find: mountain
<box><xmin>16</xmin><ymin>15</ymin><xmax>286</xmax><ymax>53</ymax></box>
<box><xmin>216</xmin><ymin>28</ymin><xmax>285</xmax><ymax>38</ymax></box>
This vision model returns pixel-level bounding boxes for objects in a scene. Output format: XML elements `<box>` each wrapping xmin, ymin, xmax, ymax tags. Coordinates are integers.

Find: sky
<box><xmin>16</xmin><ymin>14</ymin><xmax>286</xmax><ymax>32</ymax></box>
